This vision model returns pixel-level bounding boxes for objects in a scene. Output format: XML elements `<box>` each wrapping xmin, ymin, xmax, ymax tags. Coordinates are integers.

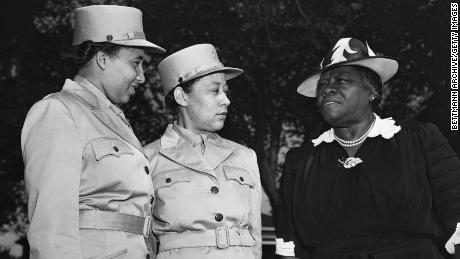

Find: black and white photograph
<box><xmin>0</xmin><ymin>0</ymin><xmax>458</xmax><ymax>258</ymax></box>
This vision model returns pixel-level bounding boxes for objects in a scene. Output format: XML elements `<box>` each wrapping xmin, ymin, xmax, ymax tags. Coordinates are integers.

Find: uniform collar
<box><xmin>312</xmin><ymin>113</ymin><xmax>401</xmax><ymax>147</ymax></box>
<box><xmin>172</xmin><ymin>124</ymin><xmax>207</xmax><ymax>146</ymax></box>
<box><xmin>62</xmin><ymin>76</ymin><xmax>145</xmax><ymax>156</ymax></box>
<box><xmin>73</xmin><ymin>75</ymin><xmax>112</xmax><ymax>109</ymax></box>
<box><xmin>159</xmin><ymin>124</ymin><xmax>233</xmax><ymax>174</ymax></box>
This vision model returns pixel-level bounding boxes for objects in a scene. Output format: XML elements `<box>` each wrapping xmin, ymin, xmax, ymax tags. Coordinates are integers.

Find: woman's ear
<box><xmin>174</xmin><ymin>87</ymin><xmax>188</xmax><ymax>107</ymax></box>
<box><xmin>370</xmin><ymin>94</ymin><xmax>382</xmax><ymax>104</ymax></box>
<box><xmin>95</xmin><ymin>51</ymin><xmax>108</xmax><ymax>70</ymax></box>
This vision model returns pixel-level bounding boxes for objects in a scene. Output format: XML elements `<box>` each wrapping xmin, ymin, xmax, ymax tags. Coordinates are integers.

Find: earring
<box><xmin>370</xmin><ymin>96</ymin><xmax>376</xmax><ymax>102</ymax></box>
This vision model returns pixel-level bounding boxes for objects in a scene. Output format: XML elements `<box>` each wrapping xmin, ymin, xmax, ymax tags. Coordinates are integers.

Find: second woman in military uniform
<box><xmin>144</xmin><ymin>44</ymin><xmax>262</xmax><ymax>259</ymax></box>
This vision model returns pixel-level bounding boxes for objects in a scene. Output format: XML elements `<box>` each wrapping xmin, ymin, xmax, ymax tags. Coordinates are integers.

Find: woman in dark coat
<box><xmin>276</xmin><ymin>37</ymin><xmax>460</xmax><ymax>259</ymax></box>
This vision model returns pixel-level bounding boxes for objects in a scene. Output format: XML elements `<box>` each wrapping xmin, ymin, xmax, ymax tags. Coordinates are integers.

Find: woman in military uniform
<box><xmin>144</xmin><ymin>44</ymin><xmax>262</xmax><ymax>259</ymax></box>
<box><xmin>21</xmin><ymin>5</ymin><xmax>164</xmax><ymax>259</ymax></box>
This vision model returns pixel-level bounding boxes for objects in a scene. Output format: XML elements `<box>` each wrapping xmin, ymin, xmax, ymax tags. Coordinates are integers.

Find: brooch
<box><xmin>338</xmin><ymin>157</ymin><xmax>363</xmax><ymax>169</ymax></box>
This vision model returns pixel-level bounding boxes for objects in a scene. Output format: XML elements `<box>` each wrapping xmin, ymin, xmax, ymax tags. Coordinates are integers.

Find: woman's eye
<box><xmin>317</xmin><ymin>80</ymin><xmax>328</xmax><ymax>87</ymax></box>
<box><xmin>317</xmin><ymin>83</ymin><xmax>326</xmax><ymax>91</ymax></box>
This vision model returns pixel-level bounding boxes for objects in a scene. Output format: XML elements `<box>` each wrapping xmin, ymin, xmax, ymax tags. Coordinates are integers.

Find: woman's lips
<box><xmin>322</xmin><ymin>99</ymin><xmax>341</xmax><ymax>107</ymax></box>
<box><xmin>217</xmin><ymin>112</ymin><xmax>228</xmax><ymax>118</ymax></box>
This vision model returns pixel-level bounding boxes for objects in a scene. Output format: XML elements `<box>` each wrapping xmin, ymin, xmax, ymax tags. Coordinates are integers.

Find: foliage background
<box><xmin>0</xmin><ymin>0</ymin><xmax>457</xmax><ymax>258</ymax></box>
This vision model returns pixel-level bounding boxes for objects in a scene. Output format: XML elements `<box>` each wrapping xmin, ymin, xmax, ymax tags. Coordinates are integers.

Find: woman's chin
<box><xmin>205</xmin><ymin>121</ymin><xmax>225</xmax><ymax>132</ymax></box>
<box><xmin>213</xmin><ymin>123</ymin><xmax>225</xmax><ymax>132</ymax></box>
<box><xmin>322</xmin><ymin>110</ymin><xmax>342</xmax><ymax>124</ymax></box>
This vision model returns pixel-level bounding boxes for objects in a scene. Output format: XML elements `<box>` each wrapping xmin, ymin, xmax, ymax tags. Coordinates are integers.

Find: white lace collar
<box><xmin>311</xmin><ymin>114</ymin><xmax>401</xmax><ymax>147</ymax></box>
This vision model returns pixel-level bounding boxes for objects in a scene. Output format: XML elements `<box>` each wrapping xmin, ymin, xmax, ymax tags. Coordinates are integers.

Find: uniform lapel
<box><xmin>203</xmin><ymin>134</ymin><xmax>233</xmax><ymax>170</ymax></box>
<box><xmin>159</xmin><ymin>125</ymin><xmax>216</xmax><ymax>176</ymax></box>
<box><xmin>92</xmin><ymin>109</ymin><xmax>144</xmax><ymax>153</ymax></box>
<box><xmin>63</xmin><ymin>78</ymin><xmax>145</xmax><ymax>155</ymax></box>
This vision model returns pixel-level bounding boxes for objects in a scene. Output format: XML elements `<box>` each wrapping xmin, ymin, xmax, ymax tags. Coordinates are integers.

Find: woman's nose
<box><xmin>321</xmin><ymin>86</ymin><xmax>337</xmax><ymax>97</ymax></box>
<box><xmin>222</xmin><ymin>93</ymin><xmax>230</xmax><ymax>106</ymax></box>
<box><xmin>136</xmin><ymin>66</ymin><xmax>145</xmax><ymax>84</ymax></box>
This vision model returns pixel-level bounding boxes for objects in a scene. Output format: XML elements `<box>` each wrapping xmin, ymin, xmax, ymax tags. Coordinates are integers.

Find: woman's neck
<box><xmin>176</xmin><ymin>114</ymin><xmax>204</xmax><ymax>135</ymax></box>
<box><xmin>333</xmin><ymin>113</ymin><xmax>375</xmax><ymax>141</ymax></box>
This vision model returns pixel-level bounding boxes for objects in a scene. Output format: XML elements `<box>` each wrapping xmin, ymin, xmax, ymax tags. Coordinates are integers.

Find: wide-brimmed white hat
<box><xmin>158</xmin><ymin>44</ymin><xmax>243</xmax><ymax>95</ymax></box>
<box><xmin>73</xmin><ymin>5</ymin><xmax>165</xmax><ymax>53</ymax></box>
<box><xmin>297</xmin><ymin>37</ymin><xmax>398</xmax><ymax>97</ymax></box>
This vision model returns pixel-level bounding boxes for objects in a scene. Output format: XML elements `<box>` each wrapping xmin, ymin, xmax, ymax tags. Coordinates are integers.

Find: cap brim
<box><xmin>297</xmin><ymin>56</ymin><xmax>398</xmax><ymax>97</ymax></box>
<box><xmin>183</xmin><ymin>66</ymin><xmax>244</xmax><ymax>84</ymax></box>
<box><xmin>297</xmin><ymin>73</ymin><xmax>320</xmax><ymax>97</ymax></box>
<box><xmin>111</xmin><ymin>39</ymin><xmax>166</xmax><ymax>53</ymax></box>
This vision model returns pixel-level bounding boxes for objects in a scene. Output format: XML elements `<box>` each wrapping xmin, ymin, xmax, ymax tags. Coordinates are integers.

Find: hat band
<box><xmin>181</xmin><ymin>63</ymin><xmax>224</xmax><ymax>82</ymax></box>
<box><xmin>105</xmin><ymin>31</ymin><xmax>146</xmax><ymax>42</ymax></box>
<box><xmin>74</xmin><ymin>31</ymin><xmax>146</xmax><ymax>45</ymax></box>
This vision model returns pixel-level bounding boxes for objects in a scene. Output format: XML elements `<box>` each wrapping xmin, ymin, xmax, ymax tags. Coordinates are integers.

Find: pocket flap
<box><xmin>223</xmin><ymin>166</ymin><xmax>255</xmax><ymax>187</ymax></box>
<box><xmin>90</xmin><ymin>138</ymin><xmax>134</xmax><ymax>161</ymax></box>
<box><xmin>153</xmin><ymin>170</ymin><xmax>192</xmax><ymax>189</ymax></box>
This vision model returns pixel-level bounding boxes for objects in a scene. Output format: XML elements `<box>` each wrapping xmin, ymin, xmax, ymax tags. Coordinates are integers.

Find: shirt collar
<box><xmin>74</xmin><ymin>75</ymin><xmax>112</xmax><ymax>109</ymax></box>
<box><xmin>172</xmin><ymin>124</ymin><xmax>209</xmax><ymax>146</ymax></box>
<box><xmin>311</xmin><ymin>113</ymin><xmax>401</xmax><ymax>147</ymax></box>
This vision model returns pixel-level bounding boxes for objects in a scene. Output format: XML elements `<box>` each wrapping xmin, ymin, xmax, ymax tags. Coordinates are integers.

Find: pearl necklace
<box><xmin>333</xmin><ymin>115</ymin><xmax>376</xmax><ymax>147</ymax></box>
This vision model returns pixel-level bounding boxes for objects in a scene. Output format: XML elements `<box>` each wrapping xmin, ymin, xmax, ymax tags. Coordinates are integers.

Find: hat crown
<box><xmin>158</xmin><ymin>44</ymin><xmax>226</xmax><ymax>94</ymax></box>
<box><xmin>73</xmin><ymin>5</ymin><xmax>143</xmax><ymax>45</ymax></box>
<box><xmin>321</xmin><ymin>38</ymin><xmax>376</xmax><ymax>69</ymax></box>
<box><xmin>71</xmin><ymin>5</ymin><xmax>165</xmax><ymax>53</ymax></box>
<box><xmin>296</xmin><ymin>37</ymin><xmax>399</xmax><ymax>97</ymax></box>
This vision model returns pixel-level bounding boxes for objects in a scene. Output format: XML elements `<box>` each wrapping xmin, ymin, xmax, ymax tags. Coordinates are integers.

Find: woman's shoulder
<box><xmin>398</xmin><ymin>119</ymin><xmax>438</xmax><ymax>131</ymax></box>
<box><xmin>216</xmin><ymin>136</ymin><xmax>254</xmax><ymax>154</ymax></box>
<box><xmin>285</xmin><ymin>142</ymin><xmax>315</xmax><ymax>165</ymax></box>
<box><xmin>397</xmin><ymin>119</ymin><xmax>444</xmax><ymax>137</ymax></box>
<box><xmin>396</xmin><ymin>119</ymin><xmax>447</xmax><ymax>147</ymax></box>
<box><xmin>143</xmin><ymin>139</ymin><xmax>161</xmax><ymax>160</ymax></box>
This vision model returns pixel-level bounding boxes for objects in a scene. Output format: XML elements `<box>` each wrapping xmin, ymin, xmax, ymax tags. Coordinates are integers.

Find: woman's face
<box><xmin>101</xmin><ymin>47</ymin><xmax>146</xmax><ymax>104</ymax></box>
<box><xmin>179</xmin><ymin>72</ymin><xmax>230</xmax><ymax>133</ymax></box>
<box><xmin>316</xmin><ymin>66</ymin><xmax>373</xmax><ymax>127</ymax></box>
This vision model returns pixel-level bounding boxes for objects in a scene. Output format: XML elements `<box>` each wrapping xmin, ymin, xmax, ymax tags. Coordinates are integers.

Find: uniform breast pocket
<box><xmin>223</xmin><ymin>166</ymin><xmax>256</xmax><ymax>188</ymax></box>
<box><xmin>90</xmin><ymin>137</ymin><xmax>134</xmax><ymax>161</ymax></box>
<box><xmin>152</xmin><ymin>170</ymin><xmax>192</xmax><ymax>191</ymax></box>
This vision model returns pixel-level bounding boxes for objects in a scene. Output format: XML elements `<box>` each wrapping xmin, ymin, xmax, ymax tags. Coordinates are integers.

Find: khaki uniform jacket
<box><xmin>144</xmin><ymin>125</ymin><xmax>262</xmax><ymax>259</ymax></box>
<box><xmin>21</xmin><ymin>76</ymin><xmax>154</xmax><ymax>259</ymax></box>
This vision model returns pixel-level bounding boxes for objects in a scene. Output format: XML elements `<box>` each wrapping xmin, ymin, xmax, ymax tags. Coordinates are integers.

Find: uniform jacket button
<box><xmin>215</xmin><ymin>213</ymin><xmax>223</xmax><ymax>222</ymax></box>
<box><xmin>239</xmin><ymin>176</ymin><xmax>244</xmax><ymax>182</ymax></box>
<box><xmin>144</xmin><ymin>166</ymin><xmax>149</xmax><ymax>175</ymax></box>
<box><xmin>210</xmin><ymin>186</ymin><xmax>219</xmax><ymax>194</ymax></box>
<box><xmin>166</xmin><ymin>178</ymin><xmax>171</xmax><ymax>183</ymax></box>
<box><xmin>113</xmin><ymin>146</ymin><xmax>119</xmax><ymax>152</ymax></box>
